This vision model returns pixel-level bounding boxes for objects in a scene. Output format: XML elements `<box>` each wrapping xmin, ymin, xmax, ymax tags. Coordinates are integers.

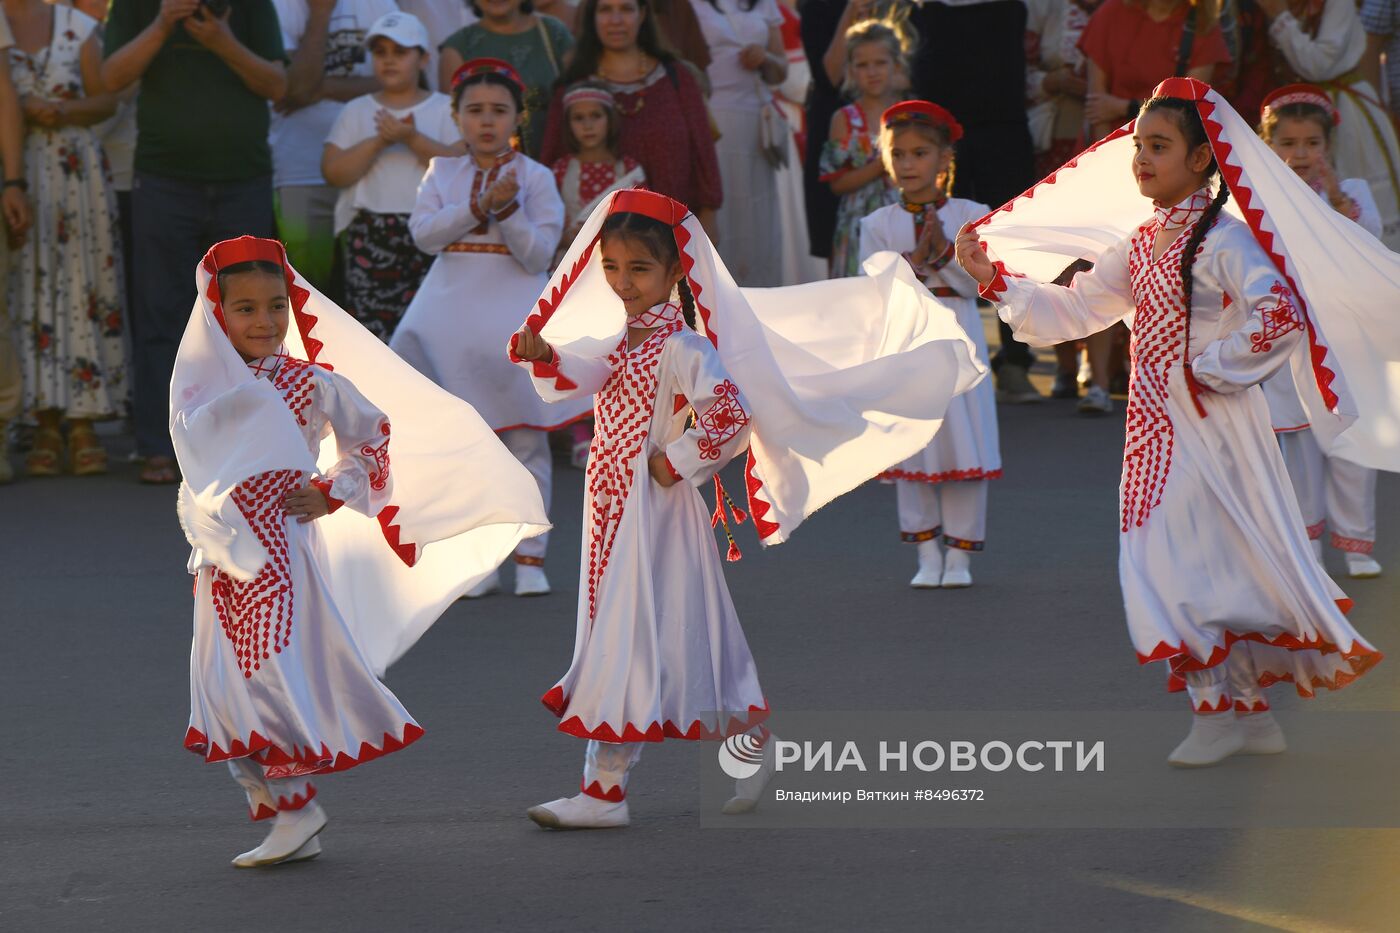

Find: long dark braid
<box><xmin>676</xmin><ymin>277</ymin><xmax>698</xmax><ymax>330</ymax></box>
<box><xmin>599</xmin><ymin>211</ymin><xmax>697</xmax><ymax>330</ymax></box>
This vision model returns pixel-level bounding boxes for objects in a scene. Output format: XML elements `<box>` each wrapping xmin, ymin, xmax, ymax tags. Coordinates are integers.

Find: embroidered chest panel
<box><xmin>584</xmin><ymin>323</ymin><xmax>682</xmax><ymax>620</ymax></box>
<box><xmin>1120</xmin><ymin>224</ymin><xmax>1192</xmax><ymax>532</ymax></box>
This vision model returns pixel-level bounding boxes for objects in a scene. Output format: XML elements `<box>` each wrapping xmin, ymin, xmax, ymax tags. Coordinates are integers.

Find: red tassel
<box><xmin>730</xmin><ymin>504</ymin><xmax>749</xmax><ymax>524</ymax></box>
<box><xmin>726</xmin><ymin>540</ymin><xmax>743</xmax><ymax>562</ymax></box>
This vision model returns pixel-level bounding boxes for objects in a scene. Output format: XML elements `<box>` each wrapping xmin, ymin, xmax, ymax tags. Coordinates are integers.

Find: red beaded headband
<box><xmin>1260</xmin><ymin>83</ymin><xmax>1340</xmax><ymax>126</ymax></box>
<box><xmin>881</xmin><ymin>100</ymin><xmax>964</xmax><ymax>142</ymax></box>
<box><xmin>451</xmin><ymin>57</ymin><xmax>525</xmax><ymax>93</ymax></box>
<box><xmin>563</xmin><ymin>86</ymin><xmax>616</xmax><ymax>111</ymax></box>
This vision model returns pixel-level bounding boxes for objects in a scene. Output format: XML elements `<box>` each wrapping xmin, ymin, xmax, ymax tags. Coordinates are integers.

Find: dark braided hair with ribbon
<box><xmin>599</xmin><ymin>211</ymin><xmax>698</xmax><ymax>330</ymax></box>
<box><xmin>1140</xmin><ymin>95</ymin><xmax>1230</xmax><ymax>413</ymax></box>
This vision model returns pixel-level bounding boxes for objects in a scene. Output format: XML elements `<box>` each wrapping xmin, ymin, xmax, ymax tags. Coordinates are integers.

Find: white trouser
<box><xmin>227</xmin><ymin>757</ymin><xmax>317</xmax><ymax>822</ymax></box>
<box><xmin>1182</xmin><ymin>649</ymin><xmax>1266</xmax><ymax>713</ymax></box>
<box><xmin>897</xmin><ymin>479</ymin><xmax>989</xmax><ymax>550</ymax></box>
<box><xmin>1278</xmin><ymin>429</ymin><xmax>1377</xmax><ymax>553</ymax></box>
<box><xmin>581</xmin><ymin>740</ymin><xmax>644</xmax><ymax>801</ymax></box>
<box><xmin>499</xmin><ymin>428</ymin><xmax>552</xmax><ymax>560</ymax></box>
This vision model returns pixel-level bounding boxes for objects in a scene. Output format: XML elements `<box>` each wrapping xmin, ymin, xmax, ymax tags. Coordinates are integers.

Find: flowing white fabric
<box><xmin>973</xmin><ymin>80</ymin><xmax>1400</xmax><ymax>472</ymax></box>
<box><xmin>172</xmin><ymin>241</ymin><xmax>550</xmax><ymax>676</ymax></box>
<box><xmin>516</xmin><ymin>191</ymin><xmax>987</xmax><ymax>547</ymax></box>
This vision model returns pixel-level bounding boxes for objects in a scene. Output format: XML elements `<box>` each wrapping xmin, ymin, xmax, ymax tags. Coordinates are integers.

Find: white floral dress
<box><xmin>7</xmin><ymin>6</ymin><xmax>125</xmax><ymax>418</ymax></box>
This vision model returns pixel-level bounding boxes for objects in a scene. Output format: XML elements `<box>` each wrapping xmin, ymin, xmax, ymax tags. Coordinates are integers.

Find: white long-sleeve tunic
<box><xmin>859</xmin><ymin>198</ymin><xmax>1001</xmax><ymax>484</ymax></box>
<box><xmin>185</xmin><ymin>354</ymin><xmax>422</xmax><ymax>777</ymax></box>
<box><xmin>985</xmin><ymin>195</ymin><xmax>1380</xmax><ymax>697</ymax></box>
<box><xmin>391</xmin><ymin>152</ymin><xmax>590</xmax><ymax>431</ymax></box>
<box><xmin>516</xmin><ymin>307</ymin><xmax>768</xmax><ymax>742</ymax></box>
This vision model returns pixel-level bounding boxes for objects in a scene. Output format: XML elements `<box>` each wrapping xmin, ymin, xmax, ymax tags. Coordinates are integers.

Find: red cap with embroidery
<box><xmin>1260</xmin><ymin>83</ymin><xmax>1340</xmax><ymax>126</ymax></box>
<box><xmin>451</xmin><ymin>57</ymin><xmax>525</xmax><ymax>93</ymax></box>
<box><xmin>881</xmin><ymin>100</ymin><xmax>963</xmax><ymax>142</ymax></box>
<box><xmin>609</xmin><ymin>187</ymin><xmax>690</xmax><ymax>227</ymax></box>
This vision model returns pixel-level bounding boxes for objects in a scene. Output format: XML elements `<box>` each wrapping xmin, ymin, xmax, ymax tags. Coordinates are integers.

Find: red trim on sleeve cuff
<box><xmin>493</xmin><ymin>200</ymin><xmax>521</xmax><ymax>223</ymax></box>
<box><xmin>664</xmin><ymin>456</ymin><xmax>683</xmax><ymax>483</ymax></box>
<box><xmin>978</xmin><ymin>259</ymin><xmax>1022</xmax><ymax>301</ymax></box>
<box><xmin>309</xmin><ymin>477</ymin><xmax>345</xmax><ymax>514</ymax></box>
<box><xmin>508</xmin><ymin>336</ymin><xmax>579</xmax><ymax>392</ymax></box>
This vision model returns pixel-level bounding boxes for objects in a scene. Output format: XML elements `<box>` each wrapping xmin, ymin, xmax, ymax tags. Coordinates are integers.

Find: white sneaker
<box><xmin>1167</xmin><ymin>713</ymin><xmax>1245</xmax><ymax>767</ymax></box>
<box><xmin>461</xmin><ymin>570</ymin><xmax>500</xmax><ymax>599</ymax></box>
<box><xmin>526</xmin><ymin>793</ymin><xmax>630</xmax><ymax>829</ymax></box>
<box><xmin>515</xmin><ymin>563</ymin><xmax>551</xmax><ymax>596</ymax></box>
<box><xmin>722</xmin><ymin>735</ymin><xmax>777</xmax><ymax>815</ymax></box>
<box><xmin>909</xmin><ymin>539</ymin><xmax>943</xmax><ymax>589</ymax></box>
<box><xmin>232</xmin><ymin>802</ymin><xmax>328</xmax><ymax>868</ymax></box>
<box><xmin>1237</xmin><ymin>710</ymin><xmax>1287</xmax><ymax>755</ymax></box>
<box><xmin>1345</xmin><ymin>552</ymin><xmax>1382</xmax><ymax>578</ymax></box>
<box><xmin>941</xmin><ymin>548</ymin><xmax>972</xmax><ymax>589</ymax></box>
<box><xmin>1077</xmin><ymin>385</ymin><xmax>1113</xmax><ymax>415</ymax></box>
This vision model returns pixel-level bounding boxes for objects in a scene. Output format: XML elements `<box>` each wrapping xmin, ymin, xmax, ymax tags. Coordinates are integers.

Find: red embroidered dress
<box><xmin>983</xmin><ymin>188</ymin><xmax>1380</xmax><ymax>700</ymax></box>
<box><xmin>185</xmin><ymin>353</ymin><xmax>423</xmax><ymax>776</ymax></box>
<box><xmin>517</xmin><ymin>303</ymin><xmax>768</xmax><ymax>742</ymax></box>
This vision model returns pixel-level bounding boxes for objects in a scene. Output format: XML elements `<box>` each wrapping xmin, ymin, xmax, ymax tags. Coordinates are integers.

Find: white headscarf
<box><xmin>171</xmin><ymin>236</ymin><xmax>550</xmax><ymax>672</ymax></box>
<box><xmin>513</xmin><ymin>189</ymin><xmax>987</xmax><ymax>545</ymax></box>
<box><xmin>973</xmin><ymin>77</ymin><xmax>1400</xmax><ymax>471</ymax></box>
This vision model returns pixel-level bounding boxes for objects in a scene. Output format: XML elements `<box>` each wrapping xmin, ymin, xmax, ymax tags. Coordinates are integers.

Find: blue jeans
<box><xmin>130</xmin><ymin>173</ymin><xmax>274</xmax><ymax>458</ymax></box>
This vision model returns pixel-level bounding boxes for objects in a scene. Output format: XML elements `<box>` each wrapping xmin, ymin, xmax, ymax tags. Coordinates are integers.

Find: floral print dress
<box><xmin>8</xmin><ymin>6</ymin><xmax>125</xmax><ymax>419</ymax></box>
<box><xmin>819</xmin><ymin>103</ymin><xmax>897</xmax><ymax>278</ymax></box>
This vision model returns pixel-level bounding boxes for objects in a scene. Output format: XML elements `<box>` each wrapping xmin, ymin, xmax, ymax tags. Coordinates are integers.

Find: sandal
<box><xmin>139</xmin><ymin>455</ymin><xmax>180</xmax><ymax>485</ymax></box>
<box><xmin>68</xmin><ymin>425</ymin><xmax>109</xmax><ymax>476</ymax></box>
<box><xmin>24</xmin><ymin>427</ymin><xmax>63</xmax><ymax>477</ymax></box>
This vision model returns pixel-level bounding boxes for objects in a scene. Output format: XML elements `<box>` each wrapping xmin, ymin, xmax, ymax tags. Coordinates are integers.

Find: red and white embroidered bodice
<box><xmin>210</xmin><ymin>354</ymin><xmax>395</xmax><ymax>677</ymax></box>
<box><xmin>984</xmin><ymin>187</ymin><xmax>1308</xmax><ymax>533</ymax></box>
<box><xmin>519</xmin><ymin>303</ymin><xmax>754</xmax><ymax>618</ymax></box>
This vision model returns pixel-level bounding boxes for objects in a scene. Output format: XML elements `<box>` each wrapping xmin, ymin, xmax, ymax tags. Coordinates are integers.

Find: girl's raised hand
<box><xmin>954</xmin><ymin>222</ymin><xmax>996</xmax><ymax>286</ymax></box>
<box><xmin>512</xmin><ymin>327</ymin><xmax>552</xmax><ymax>362</ymax></box>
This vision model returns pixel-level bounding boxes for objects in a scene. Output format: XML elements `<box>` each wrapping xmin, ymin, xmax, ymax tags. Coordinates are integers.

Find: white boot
<box><xmin>1345</xmin><ymin>552</ymin><xmax>1383</xmax><ymax>578</ymax></box>
<box><xmin>515</xmin><ymin>562</ymin><xmax>551</xmax><ymax>596</ymax></box>
<box><xmin>461</xmin><ymin>569</ymin><xmax>500</xmax><ymax>599</ymax></box>
<box><xmin>232</xmin><ymin>802</ymin><xmax>328</xmax><ymax>867</ymax></box>
<box><xmin>722</xmin><ymin>735</ymin><xmax>777</xmax><ymax>815</ymax></box>
<box><xmin>941</xmin><ymin>548</ymin><xmax>973</xmax><ymax>588</ymax></box>
<box><xmin>910</xmin><ymin>540</ymin><xmax>943</xmax><ymax>589</ymax></box>
<box><xmin>1167</xmin><ymin>713</ymin><xmax>1245</xmax><ymax>768</ymax></box>
<box><xmin>526</xmin><ymin>793</ymin><xmax>630</xmax><ymax>829</ymax></box>
<box><xmin>1237</xmin><ymin>710</ymin><xmax>1287</xmax><ymax>755</ymax></box>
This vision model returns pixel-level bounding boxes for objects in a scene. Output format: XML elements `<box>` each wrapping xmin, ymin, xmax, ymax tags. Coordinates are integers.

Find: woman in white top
<box><xmin>323</xmin><ymin>12</ymin><xmax>463</xmax><ymax>340</ymax></box>
<box><xmin>689</xmin><ymin>0</ymin><xmax>788</xmax><ymax>285</ymax></box>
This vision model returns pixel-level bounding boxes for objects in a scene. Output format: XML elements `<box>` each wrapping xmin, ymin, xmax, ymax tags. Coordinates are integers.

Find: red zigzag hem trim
<box><xmin>541</xmin><ymin>685</ymin><xmax>771</xmax><ymax>742</ymax></box>
<box><xmin>878</xmin><ymin>467</ymin><xmax>1003</xmax><ymax>485</ymax></box>
<box><xmin>184</xmin><ymin>723</ymin><xmax>424</xmax><ymax>776</ymax></box>
<box><xmin>249</xmin><ymin>784</ymin><xmax>318</xmax><ymax>821</ymax></box>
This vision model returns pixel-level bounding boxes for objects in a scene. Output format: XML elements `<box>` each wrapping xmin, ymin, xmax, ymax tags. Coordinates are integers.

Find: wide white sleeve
<box><xmin>409</xmin><ymin>158</ymin><xmax>480</xmax><ymax>254</ymax></box>
<box><xmin>313</xmin><ymin>369</ymin><xmax>394</xmax><ymax>517</ymax></box>
<box><xmin>1341</xmin><ymin>177</ymin><xmax>1383</xmax><ymax>239</ymax></box>
<box><xmin>984</xmin><ymin>236</ymin><xmax>1136</xmax><ymax>346</ymax></box>
<box><xmin>1267</xmin><ymin>0</ymin><xmax>1364</xmax><ymax>80</ymax></box>
<box><xmin>1190</xmin><ymin>229</ymin><xmax>1307</xmax><ymax>393</ymax></box>
<box><xmin>509</xmin><ymin>341</ymin><xmax>614</xmax><ymax>403</ymax></box>
<box><xmin>662</xmin><ymin>334</ymin><xmax>753</xmax><ymax>485</ymax></box>
<box><xmin>495</xmin><ymin>164</ymin><xmax>565</xmax><ymax>276</ymax></box>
